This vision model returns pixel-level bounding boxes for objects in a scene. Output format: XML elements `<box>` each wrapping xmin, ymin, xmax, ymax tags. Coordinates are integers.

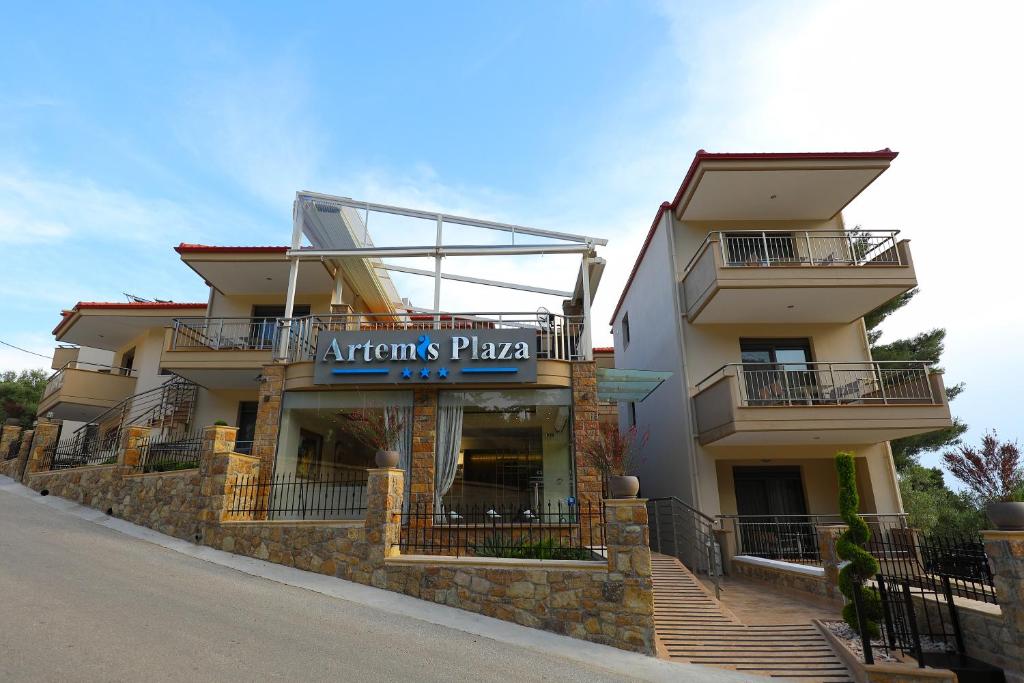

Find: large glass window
<box><xmin>276</xmin><ymin>391</ymin><xmax>413</xmax><ymax>479</ymax></box>
<box><xmin>435</xmin><ymin>389</ymin><xmax>573</xmax><ymax>513</ymax></box>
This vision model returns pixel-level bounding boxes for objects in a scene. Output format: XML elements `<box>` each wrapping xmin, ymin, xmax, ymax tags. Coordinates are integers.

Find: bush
<box><xmin>835</xmin><ymin>451</ymin><xmax>881</xmax><ymax>638</ymax></box>
<box><xmin>471</xmin><ymin>535</ymin><xmax>594</xmax><ymax>561</ymax></box>
<box><xmin>147</xmin><ymin>460</ymin><xmax>196</xmax><ymax>473</ymax></box>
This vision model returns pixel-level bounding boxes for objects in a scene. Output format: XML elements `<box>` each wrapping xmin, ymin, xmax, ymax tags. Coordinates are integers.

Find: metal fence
<box><xmin>720</xmin><ymin>513</ymin><xmax>909</xmax><ymax>565</ymax></box>
<box><xmin>136</xmin><ymin>431</ymin><xmax>203</xmax><ymax>473</ymax></box>
<box><xmin>719</xmin><ymin>230</ymin><xmax>901</xmax><ymax>267</ymax></box>
<box><xmin>43</xmin><ymin>430</ymin><xmax>121</xmax><ymax>470</ymax></box>
<box><xmin>733</xmin><ymin>361</ymin><xmax>937</xmax><ymax>406</ymax></box>
<box><xmin>277</xmin><ymin>312</ymin><xmax>586</xmax><ymax>363</ymax></box>
<box><xmin>399</xmin><ymin>501</ymin><xmax>606</xmax><ymax>560</ymax></box>
<box><xmin>170</xmin><ymin>318</ymin><xmax>280</xmax><ymax>351</ymax></box>
<box><xmin>228</xmin><ymin>470</ymin><xmax>369</xmax><ymax>520</ymax></box>
<box><xmin>648</xmin><ymin>497</ymin><xmax>721</xmax><ymax>596</ymax></box>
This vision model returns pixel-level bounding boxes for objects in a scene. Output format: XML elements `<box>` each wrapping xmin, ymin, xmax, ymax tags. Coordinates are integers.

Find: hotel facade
<box><xmin>610</xmin><ymin>149</ymin><xmax>953</xmax><ymax>552</ymax></box>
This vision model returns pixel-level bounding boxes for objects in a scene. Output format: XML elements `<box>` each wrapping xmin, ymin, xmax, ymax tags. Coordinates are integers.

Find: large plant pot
<box><xmin>375</xmin><ymin>449</ymin><xmax>401</xmax><ymax>468</ymax></box>
<box><xmin>986</xmin><ymin>501</ymin><xmax>1024</xmax><ymax>530</ymax></box>
<box><xmin>608</xmin><ymin>475</ymin><xmax>640</xmax><ymax>499</ymax></box>
<box><xmin>4</xmin><ymin>417</ymin><xmax>20</xmax><ymax>426</ymax></box>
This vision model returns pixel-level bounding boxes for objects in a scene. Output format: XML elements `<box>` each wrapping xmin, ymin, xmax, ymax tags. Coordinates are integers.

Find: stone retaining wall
<box><xmin>732</xmin><ymin>556</ymin><xmax>841</xmax><ymax>604</ymax></box>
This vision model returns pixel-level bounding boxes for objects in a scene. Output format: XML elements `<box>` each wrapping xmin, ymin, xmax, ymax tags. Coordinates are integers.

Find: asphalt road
<box><xmin>0</xmin><ymin>485</ymin><xmax>744</xmax><ymax>682</ymax></box>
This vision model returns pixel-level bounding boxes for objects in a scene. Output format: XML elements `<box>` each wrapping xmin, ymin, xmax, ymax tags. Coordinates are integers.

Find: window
<box><xmin>436</xmin><ymin>389</ymin><xmax>573</xmax><ymax>513</ymax></box>
<box><xmin>120</xmin><ymin>347</ymin><xmax>135</xmax><ymax>376</ymax></box>
<box><xmin>235</xmin><ymin>401</ymin><xmax>259</xmax><ymax>455</ymax></box>
<box><xmin>622</xmin><ymin>313</ymin><xmax>630</xmax><ymax>348</ymax></box>
<box><xmin>739</xmin><ymin>339</ymin><xmax>814</xmax><ymax>405</ymax></box>
<box><xmin>276</xmin><ymin>391</ymin><xmax>413</xmax><ymax>479</ymax></box>
<box><xmin>251</xmin><ymin>304</ymin><xmax>311</xmax><ymax>349</ymax></box>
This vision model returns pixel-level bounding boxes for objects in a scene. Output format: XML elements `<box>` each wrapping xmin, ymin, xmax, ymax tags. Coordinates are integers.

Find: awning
<box><xmin>596</xmin><ymin>368</ymin><xmax>673</xmax><ymax>403</ymax></box>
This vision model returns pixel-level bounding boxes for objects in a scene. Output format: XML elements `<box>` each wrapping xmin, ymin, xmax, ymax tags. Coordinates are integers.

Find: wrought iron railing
<box><xmin>648</xmin><ymin>497</ymin><xmax>721</xmax><ymax>595</ymax></box>
<box><xmin>697</xmin><ymin>361</ymin><xmax>939</xmax><ymax>406</ymax></box>
<box><xmin>170</xmin><ymin>318</ymin><xmax>280</xmax><ymax>351</ymax></box>
<box><xmin>399</xmin><ymin>501</ymin><xmax>606</xmax><ymax>560</ymax></box>
<box><xmin>276</xmin><ymin>312</ymin><xmax>586</xmax><ymax>363</ymax></box>
<box><xmin>227</xmin><ymin>470</ymin><xmax>370</xmax><ymax>520</ymax></box>
<box><xmin>135</xmin><ymin>431</ymin><xmax>203</xmax><ymax>473</ymax></box>
<box><xmin>43</xmin><ymin>432</ymin><xmax>121</xmax><ymax>470</ymax></box>
<box><xmin>719</xmin><ymin>513</ymin><xmax>909</xmax><ymax>565</ymax></box>
<box><xmin>43</xmin><ymin>360</ymin><xmax>135</xmax><ymax>398</ymax></box>
<box><xmin>683</xmin><ymin>229</ymin><xmax>902</xmax><ymax>274</ymax></box>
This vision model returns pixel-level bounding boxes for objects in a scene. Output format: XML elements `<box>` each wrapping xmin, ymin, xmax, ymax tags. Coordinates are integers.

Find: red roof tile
<box><xmin>175</xmin><ymin>243</ymin><xmax>288</xmax><ymax>254</ymax></box>
<box><xmin>53</xmin><ymin>301</ymin><xmax>207</xmax><ymax>336</ymax></box>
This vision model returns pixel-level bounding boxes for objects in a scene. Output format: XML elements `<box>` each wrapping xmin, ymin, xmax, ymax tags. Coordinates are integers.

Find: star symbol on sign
<box><xmin>438</xmin><ymin>367</ymin><xmax>449</xmax><ymax>379</ymax></box>
<box><xmin>401</xmin><ymin>368</ymin><xmax>412</xmax><ymax>379</ymax></box>
<box><xmin>419</xmin><ymin>367</ymin><xmax>431</xmax><ymax>379</ymax></box>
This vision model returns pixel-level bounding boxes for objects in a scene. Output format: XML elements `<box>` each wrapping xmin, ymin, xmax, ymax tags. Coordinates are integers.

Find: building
<box><xmin>38</xmin><ymin>192</ymin><xmax>616</xmax><ymax>518</ymax></box>
<box><xmin>610</xmin><ymin>149</ymin><xmax>953</xmax><ymax>531</ymax></box>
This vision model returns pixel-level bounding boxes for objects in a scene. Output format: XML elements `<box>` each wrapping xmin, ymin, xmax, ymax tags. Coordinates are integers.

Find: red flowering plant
<box><xmin>942</xmin><ymin>431</ymin><xmax>1024</xmax><ymax>502</ymax></box>
<box><xmin>582</xmin><ymin>422</ymin><xmax>649</xmax><ymax>478</ymax></box>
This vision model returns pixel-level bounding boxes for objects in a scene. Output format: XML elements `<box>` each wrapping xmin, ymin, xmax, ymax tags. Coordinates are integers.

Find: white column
<box><xmin>331</xmin><ymin>267</ymin><xmax>345</xmax><ymax>306</ymax></box>
<box><xmin>580</xmin><ymin>252</ymin><xmax>593</xmax><ymax>361</ymax></box>
<box><xmin>433</xmin><ymin>214</ymin><xmax>443</xmax><ymax>328</ymax></box>
<box><xmin>278</xmin><ymin>198</ymin><xmax>305</xmax><ymax>359</ymax></box>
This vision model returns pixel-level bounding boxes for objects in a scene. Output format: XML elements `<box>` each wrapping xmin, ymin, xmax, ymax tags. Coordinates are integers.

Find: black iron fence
<box><xmin>399</xmin><ymin>501</ymin><xmax>606</xmax><ymax>560</ymax></box>
<box><xmin>136</xmin><ymin>431</ymin><xmax>204</xmax><ymax>473</ymax></box>
<box><xmin>44</xmin><ymin>433</ymin><xmax>120</xmax><ymax>470</ymax></box>
<box><xmin>228</xmin><ymin>470</ymin><xmax>369</xmax><ymax>520</ymax></box>
<box><xmin>868</xmin><ymin>528</ymin><xmax>997</xmax><ymax>605</ymax></box>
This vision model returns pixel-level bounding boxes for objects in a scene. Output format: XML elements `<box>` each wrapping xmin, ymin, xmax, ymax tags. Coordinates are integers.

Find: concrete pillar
<box><xmin>364</xmin><ymin>467</ymin><xmax>404</xmax><ymax>588</ymax></box>
<box><xmin>982</xmin><ymin>530</ymin><xmax>1024</xmax><ymax>681</ymax></box>
<box><xmin>24</xmin><ymin>420</ymin><xmax>60</xmax><ymax>480</ymax></box>
<box><xmin>252</xmin><ymin>364</ymin><xmax>285</xmax><ymax>472</ymax></box>
<box><xmin>118</xmin><ymin>425</ymin><xmax>152</xmax><ymax>471</ymax></box>
<box><xmin>817</xmin><ymin>524</ymin><xmax>846</xmax><ymax>602</ymax></box>
<box><xmin>714</xmin><ymin>528</ymin><xmax>736</xmax><ymax>575</ymax></box>
<box><xmin>603</xmin><ymin>498</ymin><xmax>656</xmax><ymax>654</ymax></box>
<box><xmin>409</xmin><ymin>388</ymin><xmax>436</xmax><ymax>513</ymax></box>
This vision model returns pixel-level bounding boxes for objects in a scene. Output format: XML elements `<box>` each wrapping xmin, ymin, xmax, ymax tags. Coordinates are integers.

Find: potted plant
<box><xmin>341</xmin><ymin>407</ymin><xmax>406</xmax><ymax>468</ymax></box>
<box><xmin>943</xmin><ymin>431</ymin><xmax>1024</xmax><ymax>530</ymax></box>
<box><xmin>582</xmin><ymin>422</ymin><xmax>648</xmax><ymax>498</ymax></box>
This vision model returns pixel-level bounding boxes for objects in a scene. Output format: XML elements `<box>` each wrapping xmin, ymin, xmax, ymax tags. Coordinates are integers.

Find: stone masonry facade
<box><xmin>7</xmin><ymin>423</ymin><xmax>656</xmax><ymax>654</ymax></box>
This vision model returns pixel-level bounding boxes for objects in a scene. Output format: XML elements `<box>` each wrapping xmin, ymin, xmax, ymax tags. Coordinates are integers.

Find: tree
<box><xmin>835</xmin><ymin>451</ymin><xmax>881</xmax><ymax>638</ymax></box>
<box><xmin>865</xmin><ymin>288</ymin><xmax>967</xmax><ymax>470</ymax></box>
<box><xmin>898</xmin><ymin>464</ymin><xmax>986</xmax><ymax>536</ymax></box>
<box><xmin>0</xmin><ymin>369</ymin><xmax>48</xmax><ymax>427</ymax></box>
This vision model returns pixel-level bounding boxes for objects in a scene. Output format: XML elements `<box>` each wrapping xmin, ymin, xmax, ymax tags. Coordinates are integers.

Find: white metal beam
<box><xmin>295</xmin><ymin>191</ymin><xmax>608</xmax><ymax>246</ymax></box>
<box><xmin>289</xmin><ymin>244</ymin><xmax>593</xmax><ymax>259</ymax></box>
<box><xmin>377</xmin><ymin>263</ymin><xmax>573</xmax><ymax>298</ymax></box>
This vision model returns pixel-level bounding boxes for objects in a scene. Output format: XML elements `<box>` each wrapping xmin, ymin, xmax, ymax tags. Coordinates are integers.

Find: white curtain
<box><xmin>389</xmin><ymin>406</ymin><xmax>414</xmax><ymax>512</ymax></box>
<box><xmin>434</xmin><ymin>400</ymin><xmax>464</xmax><ymax>515</ymax></box>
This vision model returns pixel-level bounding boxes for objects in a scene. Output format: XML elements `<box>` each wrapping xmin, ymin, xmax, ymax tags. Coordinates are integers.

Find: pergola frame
<box><xmin>281</xmin><ymin>192</ymin><xmax>606</xmax><ymax>360</ymax></box>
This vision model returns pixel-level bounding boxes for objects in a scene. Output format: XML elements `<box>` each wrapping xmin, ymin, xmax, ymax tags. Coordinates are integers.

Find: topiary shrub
<box><xmin>835</xmin><ymin>450</ymin><xmax>881</xmax><ymax>638</ymax></box>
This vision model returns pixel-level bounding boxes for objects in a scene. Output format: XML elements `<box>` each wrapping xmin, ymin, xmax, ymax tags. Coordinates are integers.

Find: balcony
<box><xmin>37</xmin><ymin>362</ymin><xmax>137</xmax><ymax>422</ymax></box>
<box><xmin>692</xmin><ymin>361</ymin><xmax>952</xmax><ymax>446</ymax></box>
<box><xmin>680</xmin><ymin>230</ymin><xmax>917</xmax><ymax>324</ymax></box>
<box><xmin>161</xmin><ymin>318</ymin><xmax>279</xmax><ymax>389</ymax></box>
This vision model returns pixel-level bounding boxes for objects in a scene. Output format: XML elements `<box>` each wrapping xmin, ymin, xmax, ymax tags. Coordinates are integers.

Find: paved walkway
<box><xmin>651</xmin><ymin>554</ymin><xmax>852</xmax><ymax>682</ymax></box>
<box><xmin>0</xmin><ymin>476</ymin><xmax>753</xmax><ymax>682</ymax></box>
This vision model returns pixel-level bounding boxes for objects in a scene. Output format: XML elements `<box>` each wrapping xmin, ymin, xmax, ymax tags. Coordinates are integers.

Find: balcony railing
<box><xmin>170</xmin><ymin>317</ymin><xmax>281</xmax><ymax>351</ymax></box>
<box><xmin>43</xmin><ymin>361</ymin><xmax>135</xmax><ymax>398</ymax></box>
<box><xmin>698</xmin><ymin>361</ymin><xmax>939</xmax><ymax>406</ymax></box>
<box><xmin>684</xmin><ymin>229</ymin><xmax>902</xmax><ymax>274</ymax></box>
<box><xmin>277</xmin><ymin>312</ymin><xmax>586</xmax><ymax>363</ymax></box>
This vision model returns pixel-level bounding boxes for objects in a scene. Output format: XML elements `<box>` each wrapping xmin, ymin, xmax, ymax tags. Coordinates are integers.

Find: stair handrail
<box><xmin>646</xmin><ymin>496</ymin><xmax>722</xmax><ymax>598</ymax></box>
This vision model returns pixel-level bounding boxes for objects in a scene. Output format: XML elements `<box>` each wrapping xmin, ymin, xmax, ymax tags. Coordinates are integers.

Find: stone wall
<box><xmin>0</xmin><ymin>425</ymin><xmax>29</xmax><ymax>480</ymax></box>
<box><xmin>982</xmin><ymin>531</ymin><xmax>1024</xmax><ymax>682</ymax></box>
<box><xmin>732</xmin><ymin>557</ymin><xmax>839</xmax><ymax>604</ymax></box>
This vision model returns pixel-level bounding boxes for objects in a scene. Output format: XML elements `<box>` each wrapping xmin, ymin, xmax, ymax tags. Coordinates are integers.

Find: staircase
<box><xmin>652</xmin><ymin>554</ymin><xmax>852</xmax><ymax>682</ymax></box>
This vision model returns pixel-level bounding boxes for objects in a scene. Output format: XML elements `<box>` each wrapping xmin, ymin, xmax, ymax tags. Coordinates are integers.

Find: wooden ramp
<box><xmin>652</xmin><ymin>554</ymin><xmax>852</xmax><ymax>682</ymax></box>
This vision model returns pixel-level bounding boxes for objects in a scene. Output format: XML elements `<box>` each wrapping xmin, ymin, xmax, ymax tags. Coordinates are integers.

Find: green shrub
<box><xmin>471</xmin><ymin>535</ymin><xmax>594</xmax><ymax>560</ymax></box>
<box><xmin>147</xmin><ymin>460</ymin><xmax>197</xmax><ymax>473</ymax></box>
<box><xmin>213</xmin><ymin>419</ymin><xmax>229</xmax><ymax>427</ymax></box>
<box><xmin>835</xmin><ymin>451</ymin><xmax>881</xmax><ymax>638</ymax></box>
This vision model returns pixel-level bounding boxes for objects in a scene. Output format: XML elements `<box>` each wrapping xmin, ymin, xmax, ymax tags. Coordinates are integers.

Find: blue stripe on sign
<box><xmin>332</xmin><ymin>368</ymin><xmax>389</xmax><ymax>375</ymax></box>
<box><xmin>460</xmin><ymin>367</ymin><xmax>519</xmax><ymax>374</ymax></box>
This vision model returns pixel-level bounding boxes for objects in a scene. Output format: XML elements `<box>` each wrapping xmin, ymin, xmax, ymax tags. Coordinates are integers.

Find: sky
<box><xmin>1</xmin><ymin>1</ymin><xmax>1022</xmax><ymax>479</ymax></box>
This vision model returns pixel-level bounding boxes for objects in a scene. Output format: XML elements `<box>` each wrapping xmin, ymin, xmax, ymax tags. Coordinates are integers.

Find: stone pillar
<box><xmin>409</xmin><ymin>388</ymin><xmax>436</xmax><ymax>514</ymax></box>
<box><xmin>252</xmin><ymin>364</ymin><xmax>285</xmax><ymax>472</ymax></box>
<box><xmin>982</xmin><ymin>530</ymin><xmax>1024</xmax><ymax>681</ymax></box>
<box><xmin>364</xmin><ymin>467</ymin><xmax>404</xmax><ymax>588</ymax></box>
<box><xmin>571</xmin><ymin>361</ymin><xmax>602</xmax><ymax>505</ymax></box>
<box><xmin>15</xmin><ymin>429</ymin><xmax>34</xmax><ymax>481</ymax></box>
<box><xmin>118</xmin><ymin>425</ymin><xmax>152</xmax><ymax>471</ymax></box>
<box><xmin>604</xmin><ymin>498</ymin><xmax>656</xmax><ymax>654</ymax></box>
<box><xmin>196</xmin><ymin>425</ymin><xmax>258</xmax><ymax>527</ymax></box>
<box><xmin>23</xmin><ymin>420</ymin><xmax>60</xmax><ymax>480</ymax></box>
<box><xmin>0</xmin><ymin>422</ymin><xmax>23</xmax><ymax>478</ymax></box>
<box><xmin>818</xmin><ymin>524</ymin><xmax>846</xmax><ymax>602</ymax></box>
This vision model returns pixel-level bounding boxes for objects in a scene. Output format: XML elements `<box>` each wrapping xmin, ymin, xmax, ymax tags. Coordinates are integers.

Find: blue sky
<box><xmin>2</xmin><ymin>1</ymin><xmax>1022</xmax><ymax>480</ymax></box>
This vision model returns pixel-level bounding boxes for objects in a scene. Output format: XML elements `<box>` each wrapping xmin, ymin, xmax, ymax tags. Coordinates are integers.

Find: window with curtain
<box><xmin>435</xmin><ymin>389</ymin><xmax>573</xmax><ymax>514</ymax></box>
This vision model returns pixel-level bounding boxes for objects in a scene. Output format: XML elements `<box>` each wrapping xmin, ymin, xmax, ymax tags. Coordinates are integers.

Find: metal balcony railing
<box><xmin>43</xmin><ymin>361</ymin><xmax>135</xmax><ymax>398</ymax></box>
<box><xmin>697</xmin><ymin>361</ymin><xmax>940</xmax><ymax>406</ymax></box>
<box><xmin>684</xmin><ymin>229</ymin><xmax>902</xmax><ymax>274</ymax></box>
<box><xmin>170</xmin><ymin>317</ymin><xmax>281</xmax><ymax>351</ymax></box>
<box><xmin>276</xmin><ymin>312</ymin><xmax>586</xmax><ymax>363</ymax></box>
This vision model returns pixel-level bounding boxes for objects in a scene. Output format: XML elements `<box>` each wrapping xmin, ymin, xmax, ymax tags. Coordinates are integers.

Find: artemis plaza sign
<box><xmin>313</xmin><ymin>329</ymin><xmax>538</xmax><ymax>384</ymax></box>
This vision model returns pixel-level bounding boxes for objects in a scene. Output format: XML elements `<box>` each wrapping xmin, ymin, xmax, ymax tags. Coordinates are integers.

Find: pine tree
<box><xmin>864</xmin><ymin>288</ymin><xmax>967</xmax><ymax>470</ymax></box>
